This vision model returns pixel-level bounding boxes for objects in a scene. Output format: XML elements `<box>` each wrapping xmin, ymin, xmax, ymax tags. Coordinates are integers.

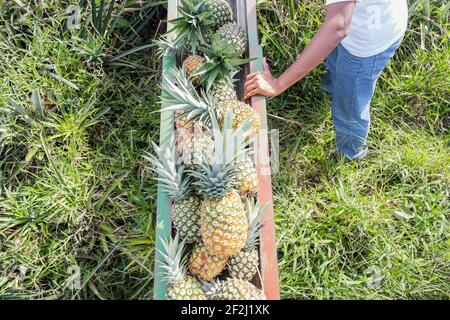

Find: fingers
<box><xmin>263</xmin><ymin>58</ymin><xmax>270</xmax><ymax>72</ymax></box>
<box><xmin>244</xmin><ymin>84</ymin><xmax>259</xmax><ymax>101</ymax></box>
<box><xmin>245</xmin><ymin>83</ymin><xmax>259</xmax><ymax>94</ymax></box>
<box><xmin>244</xmin><ymin>81</ymin><xmax>262</xmax><ymax>100</ymax></box>
<box><xmin>245</xmin><ymin>71</ymin><xmax>260</xmax><ymax>82</ymax></box>
<box><xmin>243</xmin><ymin>76</ymin><xmax>259</xmax><ymax>93</ymax></box>
<box><xmin>244</xmin><ymin>88</ymin><xmax>261</xmax><ymax>101</ymax></box>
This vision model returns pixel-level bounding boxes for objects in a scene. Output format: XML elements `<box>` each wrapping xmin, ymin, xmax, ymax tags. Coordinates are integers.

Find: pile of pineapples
<box><xmin>147</xmin><ymin>0</ymin><xmax>266</xmax><ymax>300</ymax></box>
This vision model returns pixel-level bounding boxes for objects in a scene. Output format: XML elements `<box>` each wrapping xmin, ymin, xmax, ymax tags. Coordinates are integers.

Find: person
<box><xmin>243</xmin><ymin>0</ymin><xmax>409</xmax><ymax>160</ymax></box>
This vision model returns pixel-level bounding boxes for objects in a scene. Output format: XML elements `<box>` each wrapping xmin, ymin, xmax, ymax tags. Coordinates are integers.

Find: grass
<box><xmin>0</xmin><ymin>0</ymin><xmax>449</xmax><ymax>299</ymax></box>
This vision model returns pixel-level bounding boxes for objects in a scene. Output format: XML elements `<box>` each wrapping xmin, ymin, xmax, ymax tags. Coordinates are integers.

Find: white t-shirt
<box><xmin>326</xmin><ymin>0</ymin><xmax>408</xmax><ymax>57</ymax></box>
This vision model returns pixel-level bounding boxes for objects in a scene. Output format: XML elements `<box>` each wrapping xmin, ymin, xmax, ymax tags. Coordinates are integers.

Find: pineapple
<box><xmin>197</xmin><ymin>34</ymin><xmax>252</xmax><ymax>90</ymax></box>
<box><xmin>159</xmin><ymin>234</ymin><xmax>207</xmax><ymax>300</ymax></box>
<box><xmin>199</xmin><ymin>190</ymin><xmax>247</xmax><ymax>256</ymax></box>
<box><xmin>227</xmin><ymin>199</ymin><xmax>266</xmax><ymax>280</ymax></box>
<box><xmin>188</xmin><ymin>242</ymin><xmax>228</xmax><ymax>281</ymax></box>
<box><xmin>209</xmin><ymin>82</ymin><xmax>237</xmax><ymax>105</ymax></box>
<box><xmin>158</xmin><ymin>0</ymin><xmax>214</xmax><ymax>55</ymax></box>
<box><xmin>203</xmin><ymin>278</ymin><xmax>265</xmax><ymax>300</ymax></box>
<box><xmin>205</xmin><ymin>0</ymin><xmax>233</xmax><ymax>29</ymax></box>
<box><xmin>215</xmin><ymin>22</ymin><xmax>247</xmax><ymax>56</ymax></box>
<box><xmin>219</xmin><ymin>99</ymin><xmax>261</xmax><ymax>136</ymax></box>
<box><xmin>234</xmin><ymin>152</ymin><xmax>258</xmax><ymax>196</ymax></box>
<box><xmin>145</xmin><ymin>142</ymin><xmax>201</xmax><ymax>243</ymax></box>
<box><xmin>190</xmin><ymin>112</ymin><xmax>253</xmax><ymax>257</ymax></box>
<box><xmin>162</xmin><ymin>67</ymin><xmax>217</xmax><ymax>126</ymax></box>
<box><xmin>176</xmin><ymin>123</ymin><xmax>214</xmax><ymax>169</ymax></box>
<box><xmin>183</xmin><ymin>55</ymin><xmax>206</xmax><ymax>86</ymax></box>
<box><xmin>174</xmin><ymin>110</ymin><xmax>190</xmax><ymax>130</ymax></box>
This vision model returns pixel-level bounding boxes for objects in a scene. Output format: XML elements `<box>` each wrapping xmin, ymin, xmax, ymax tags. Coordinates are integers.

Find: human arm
<box><xmin>243</xmin><ymin>1</ymin><xmax>356</xmax><ymax>100</ymax></box>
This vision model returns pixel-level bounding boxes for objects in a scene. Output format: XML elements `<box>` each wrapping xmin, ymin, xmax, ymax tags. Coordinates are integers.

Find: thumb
<box><xmin>262</xmin><ymin>57</ymin><xmax>271</xmax><ymax>75</ymax></box>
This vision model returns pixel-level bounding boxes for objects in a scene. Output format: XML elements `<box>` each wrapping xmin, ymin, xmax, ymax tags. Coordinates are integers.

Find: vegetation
<box><xmin>0</xmin><ymin>0</ymin><xmax>448</xmax><ymax>299</ymax></box>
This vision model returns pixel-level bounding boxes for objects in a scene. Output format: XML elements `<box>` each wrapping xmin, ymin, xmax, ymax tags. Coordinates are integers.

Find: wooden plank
<box><xmin>245</xmin><ymin>0</ymin><xmax>281</xmax><ymax>300</ymax></box>
<box><xmin>153</xmin><ymin>0</ymin><xmax>178</xmax><ymax>301</ymax></box>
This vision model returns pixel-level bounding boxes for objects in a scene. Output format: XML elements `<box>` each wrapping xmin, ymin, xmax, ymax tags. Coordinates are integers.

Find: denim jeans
<box><xmin>322</xmin><ymin>38</ymin><xmax>403</xmax><ymax>160</ymax></box>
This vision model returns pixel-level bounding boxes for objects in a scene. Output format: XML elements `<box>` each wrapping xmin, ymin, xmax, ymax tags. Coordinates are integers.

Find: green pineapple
<box><xmin>159</xmin><ymin>234</ymin><xmax>207</xmax><ymax>300</ymax></box>
<box><xmin>202</xmin><ymin>278</ymin><xmax>265</xmax><ymax>300</ymax></box>
<box><xmin>205</xmin><ymin>0</ymin><xmax>233</xmax><ymax>29</ymax></box>
<box><xmin>190</xmin><ymin>112</ymin><xmax>253</xmax><ymax>257</ymax></box>
<box><xmin>196</xmin><ymin>33</ymin><xmax>253</xmax><ymax>90</ymax></box>
<box><xmin>209</xmin><ymin>82</ymin><xmax>237</xmax><ymax>105</ymax></box>
<box><xmin>157</xmin><ymin>0</ymin><xmax>215</xmax><ymax>55</ymax></box>
<box><xmin>227</xmin><ymin>199</ymin><xmax>266</xmax><ymax>280</ymax></box>
<box><xmin>145</xmin><ymin>142</ymin><xmax>201</xmax><ymax>243</ymax></box>
<box><xmin>215</xmin><ymin>22</ymin><xmax>247</xmax><ymax>56</ymax></box>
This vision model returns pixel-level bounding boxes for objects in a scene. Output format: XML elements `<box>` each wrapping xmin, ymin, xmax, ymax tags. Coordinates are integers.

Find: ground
<box><xmin>0</xmin><ymin>1</ymin><xmax>448</xmax><ymax>299</ymax></box>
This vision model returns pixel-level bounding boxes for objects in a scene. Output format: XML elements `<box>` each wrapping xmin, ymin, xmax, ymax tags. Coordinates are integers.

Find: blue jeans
<box><xmin>322</xmin><ymin>38</ymin><xmax>402</xmax><ymax>160</ymax></box>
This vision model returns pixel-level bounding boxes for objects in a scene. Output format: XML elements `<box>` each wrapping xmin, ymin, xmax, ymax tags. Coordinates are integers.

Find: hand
<box><xmin>243</xmin><ymin>58</ymin><xmax>282</xmax><ymax>101</ymax></box>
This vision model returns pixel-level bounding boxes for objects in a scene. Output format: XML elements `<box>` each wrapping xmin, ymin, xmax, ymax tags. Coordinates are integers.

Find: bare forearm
<box><xmin>275</xmin><ymin>2</ymin><xmax>356</xmax><ymax>94</ymax></box>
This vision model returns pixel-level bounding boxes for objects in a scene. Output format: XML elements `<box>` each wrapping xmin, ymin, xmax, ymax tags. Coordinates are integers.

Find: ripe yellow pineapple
<box><xmin>190</xmin><ymin>112</ymin><xmax>253</xmax><ymax>257</ymax></box>
<box><xmin>227</xmin><ymin>199</ymin><xmax>265</xmax><ymax>280</ymax></box>
<box><xmin>199</xmin><ymin>191</ymin><xmax>248</xmax><ymax>256</ymax></box>
<box><xmin>183</xmin><ymin>55</ymin><xmax>206</xmax><ymax>85</ymax></box>
<box><xmin>174</xmin><ymin>110</ymin><xmax>192</xmax><ymax>130</ymax></box>
<box><xmin>188</xmin><ymin>242</ymin><xmax>228</xmax><ymax>281</ymax></box>
<box><xmin>234</xmin><ymin>153</ymin><xmax>258</xmax><ymax>196</ymax></box>
<box><xmin>220</xmin><ymin>100</ymin><xmax>261</xmax><ymax>136</ymax></box>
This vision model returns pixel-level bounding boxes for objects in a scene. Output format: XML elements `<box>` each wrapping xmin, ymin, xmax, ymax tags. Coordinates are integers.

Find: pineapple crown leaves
<box><xmin>194</xmin><ymin>34</ymin><xmax>255</xmax><ymax>91</ymax></box>
<box><xmin>144</xmin><ymin>141</ymin><xmax>191</xmax><ymax>201</ymax></box>
<box><xmin>245</xmin><ymin>199</ymin><xmax>268</xmax><ymax>249</ymax></box>
<box><xmin>161</xmin><ymin>67</ymin><xmax>217</xmax><ymax>126</ymax></box>
<box><xmin>163</xmin><ymin>0</ymin><xmax>215</xmax><ymax>55</ymax></box>
<box><xmin>158</xmin><ymin>233</ymin><xmax>188</xmax><ymax>285</ymax></box>
<box><xmin>154</xmin><ymin>36</ymin><xmax>186</xmax><ymax>58</ymax></box>
<box><xmin>190</xmin><ymin>111</ymin><xmax>253</xmax><ymax>199</ymax></box>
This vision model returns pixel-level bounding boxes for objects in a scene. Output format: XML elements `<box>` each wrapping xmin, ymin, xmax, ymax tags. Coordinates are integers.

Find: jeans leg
<box><xmin>322</xmin><ymin>45</ymin><xmax>338</xmax><ymax>94</ymax></box>
<box><xmin>332</xmin><ymin>42</ymin><xmax>401</xmax><ymax>160</ymax></box>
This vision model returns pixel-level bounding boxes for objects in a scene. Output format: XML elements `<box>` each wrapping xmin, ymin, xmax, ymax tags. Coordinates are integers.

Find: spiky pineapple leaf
<box><xmin>190</xmin><ymin>111</ymin><xmax>253</xmax><ymax>199</ymax></box>
<box><xmin>162</xmin><ymin>0</ymin><xmax>215</xmax><ymax>55</ymax></box>
<box><xmin>193</xmin><ymin>34</ymin><xmax>255</xmax><ymax>90</ymax></box>
<box><xmin>144</xmin><ymin>141</ymin><xmax>191</xmax><ymax>201</ymax></box>
<box><xmin>245</xmin><ymin>199</ymin><xmax>268</xmax><ymax>248</ymax></box>
<box><xmin>161</xmin><ymin>67</ymin><xmax>217</xmax><ymax>125</ymax></box>
<box><xmin>158</xmin><ymin>234</ymin><xmax>188</xmax><ymax>285</ymax></box>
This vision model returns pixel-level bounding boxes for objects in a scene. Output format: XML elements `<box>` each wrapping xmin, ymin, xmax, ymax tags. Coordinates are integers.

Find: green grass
<box><xmin>0</xmin><ymin>0</ymin><xmax>449</xmax><ymax>300</ymax></box>
<box><xmin>259</xmin><ymin>0</ymin><xmax>449</xmax><ymax>299</ymax></box>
